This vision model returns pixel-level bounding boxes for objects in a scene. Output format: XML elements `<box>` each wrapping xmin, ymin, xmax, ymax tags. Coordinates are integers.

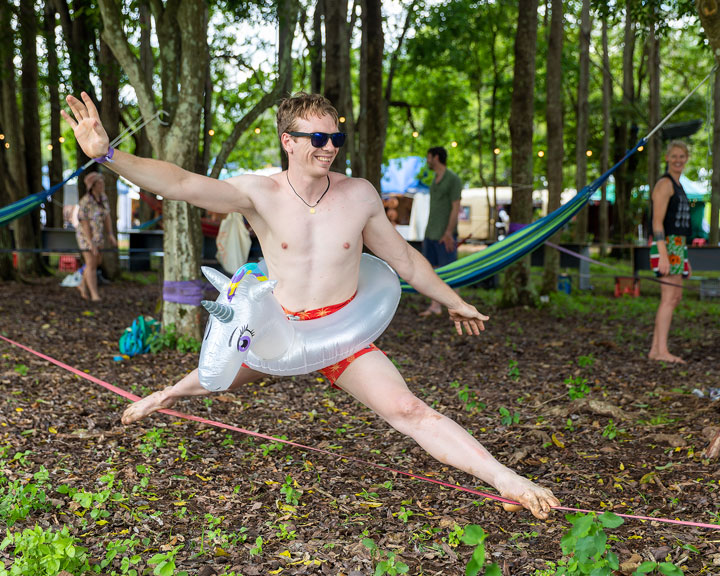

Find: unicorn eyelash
<box><xmin>240</xmin><ymin>324</ymin><xmax>256</xmax><ymax>337</ymax></box>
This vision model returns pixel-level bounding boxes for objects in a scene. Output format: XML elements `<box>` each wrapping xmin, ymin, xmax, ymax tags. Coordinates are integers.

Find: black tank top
<box><xmin>657</xmin><ymin>173</ymin><xmax>691</xmax><ymax>237</ymax></box>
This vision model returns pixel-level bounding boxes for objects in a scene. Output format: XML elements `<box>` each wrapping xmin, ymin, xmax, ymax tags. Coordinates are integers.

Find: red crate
<box><xmin>59</xmin><ymin>255</ymin><xmax>80</xmax><ymax>272</ymax></box>
<box><xmin>614</xmin><ymin>276</ymin><xmax>640</xmax><ymax>298</ymax></box>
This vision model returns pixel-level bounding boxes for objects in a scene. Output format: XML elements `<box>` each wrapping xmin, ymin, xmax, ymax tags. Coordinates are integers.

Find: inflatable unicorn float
<box><xmin>198</xmin><ymin>254</ymin><xmax>401</xmax><ymax>391</ymax></box>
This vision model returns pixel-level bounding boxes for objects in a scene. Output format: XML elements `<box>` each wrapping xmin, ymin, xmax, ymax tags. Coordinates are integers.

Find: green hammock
<box><xmin>400</xmin><ymin>140</ymin><xmax>641</xmax><ymax>292</ymax></box>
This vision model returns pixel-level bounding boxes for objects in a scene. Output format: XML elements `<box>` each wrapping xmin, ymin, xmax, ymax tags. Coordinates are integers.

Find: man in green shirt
<box><xmin>420</xmin><ymin>146</ymin><xmax>463</xmax><ymax>316</ymax></box>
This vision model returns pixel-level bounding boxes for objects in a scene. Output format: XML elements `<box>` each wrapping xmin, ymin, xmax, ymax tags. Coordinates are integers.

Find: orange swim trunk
<box><xmin>281</xmin><ymin>294</ymin><xmax>382</xmax><ymax>388</ymax></box>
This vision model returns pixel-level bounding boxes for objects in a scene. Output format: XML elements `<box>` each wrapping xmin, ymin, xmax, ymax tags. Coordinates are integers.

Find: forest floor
<box><xmin>1</xmin><ymin>267</ymin><xmax>719</xmax><ymax>575</ymax></box>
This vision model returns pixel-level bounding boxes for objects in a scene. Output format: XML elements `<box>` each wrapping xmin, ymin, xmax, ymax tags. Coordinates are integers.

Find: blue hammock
<box><xmin>0</xmin><ymin>168</ymin><xmax>83</xmax><ymax>227</ymax></box>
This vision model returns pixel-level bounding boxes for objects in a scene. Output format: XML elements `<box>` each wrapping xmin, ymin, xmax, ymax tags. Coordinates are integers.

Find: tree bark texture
<box><xmin>310</xmin><ymin>0</ymin><xmax>324</xmax><ymax>95</ymax></box>
<box><xmin>599</xmin><ymin>18</ymin><xmax>611</xmax><ymax>256</ymax></box>
<box><xmin>19</xmin><ymin>0</ymin><xmax>45</xmax><ymax>275</ymax></box>
<box><xmin>647</xmin><ymin>12</ymin><xmax>661</xmax><ymax>249</ymax></box>
<box><xmin>211</xmin><ymin>0</ymin><xmax>298</xmax><ymax>179</ymax></box>
<box><xmin>324</xmin><ymin>0</ymin><xmax>348</xmax><ymax>173</ymax></box>
<box><xmin>100</xmin><ymin>37</ymin><xmax>121</xmax><ymax>279</ymax></box>
<box><xmin>99</xmin><ymin>0</ymin><xmax>208</xmax><ymax>338</ymax></box>
<box><xmin>541</xmin><ymin>0</ymin><xmax>563</xmax><ymax>295</ymax></box>
<box><xmin>614</xmin><ymin>1</ymin><xmax>635</xmax><ymax>243</ymax></box>
<box><xmin>503</xmin><ymin>0</ymin><xmax>538</xmax><ymax>307</ymax></box>
<box><xmin>44</xmin><ymin>0</ymin><xmax>64</xmax><ymax>230</ymax></box>
<box><xmin>359</xmin><ymin>0</ymin><xmax>385</xmax><ymax>192</ymax></box>
<box><xmin>573</xmin><ymin>0</ymin><xmax>590</xmax><ymax>244</ymax></box>
<box><xmin>698</xmin><ymin>1</ymin><xmax>720</xmax><ymax>244</ymax></box>
<box><xmin>711</xmin><ymin>64</ymin><xmax>720</xmax><ymax>246</ymax></box>
<box><xmin>53</xmin><ymin>0</ymin><xmax>96</xmax><ymax>190</ymax></box>
<box><xmin>1</xmin><ymin>0</ymin><xmax>38</xmax><ymax>277</ymax></box>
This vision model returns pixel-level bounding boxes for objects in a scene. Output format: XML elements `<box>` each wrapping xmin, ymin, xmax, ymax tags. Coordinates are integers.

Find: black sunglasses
<box><xmin>287</xmin><ymin>131</ymin><xmax>346</xmax><ymax>148</ymax></box>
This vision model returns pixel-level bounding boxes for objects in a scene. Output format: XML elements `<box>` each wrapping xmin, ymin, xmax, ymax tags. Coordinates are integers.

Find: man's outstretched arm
<box><xmin>62</xmin><ymin>92</ymin><xmax>254</xmax><ymax>214</ymax></box>
<box><xmin>361</xmin><ymin>185</ymin><xmax>488</xmax><ymax>335</ymax></box>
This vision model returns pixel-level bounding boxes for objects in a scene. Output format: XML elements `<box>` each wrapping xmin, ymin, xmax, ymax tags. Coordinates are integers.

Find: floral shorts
<box><xmin>650</xmin><ymin>234</ymin><xmax>689</xmax><ymax>278</ymax></box>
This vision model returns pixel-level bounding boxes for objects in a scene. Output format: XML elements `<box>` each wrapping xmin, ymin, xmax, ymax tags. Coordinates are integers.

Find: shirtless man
<box><xmin>62</xmin><ymin>91</ymin><xmax>560</xmax><ymax>519</ymax></box>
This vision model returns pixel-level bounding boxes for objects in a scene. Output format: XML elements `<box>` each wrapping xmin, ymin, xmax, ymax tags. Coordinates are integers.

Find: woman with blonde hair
<box><xmin>75</xmin><ymin>171</ymin><xmax>116</xmax><ymax>301</ymax></box>
<box><xmin>648</xmin><ymin>140</ymin><xmax>692</xmax><ymax>363</ymax></box>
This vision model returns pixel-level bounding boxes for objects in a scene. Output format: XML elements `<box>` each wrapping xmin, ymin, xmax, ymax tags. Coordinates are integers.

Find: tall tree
<box><xmin>697</xmin><ymin>0</ymin><xmax>720</xmax><ymax>245</ymax></box>
<box><xmin>358</xmin><ymin>0</ymin><xmax>384</xmax><ymax>190</ymax></box>
<box><xmin>324</xmin><ymin>0</ymin><xmax>350</xmax><ymax>173</ymax></box>
<box><xmin>44</xmin><ymin>0</ymin><xmax>65</xmax><ymax>230</ymax></box>
<box><xmin>1</xmin><ymin>0</ymin><xmax>40</xmax><ymax>277</ymax></box>
<box><xmin>613</xmin><ymin>0</ymin><xmax>635</xmax><ymax>243</ymax></box>
<box><xmin>573</xmin><ymin>0</ymin><xmax>591</xmax><ymax>243</ymax></box>
<box><xmin>541</xmin><ymin>0</ymin><xmax>564</xmax><ymax>294</ymax></box>
<box><xmin>502</xmin><ymin>0</ymin><xmax>538</xmax><ymax>307</ymax></box>
<box><xmin>19</xmin><ymin>0</ymin><xmax>45</xmax><ymax>275</ymax></box>
<box><xmin>712</xmin><ymin>65</ymin><xmax>720</xmax><ymax>245</ymax></box>
<box><xmin>98</xmin><ymin>0</ymin><xmax>209</xmax><ymax>338</ymax></box>
<box><xmin>53</xmin><ymin>0</ymin><xmax>97</xmax><ymax>193</ymax></box>
<box><xmin>209</xmin><ymin>0</ymin><xmax>298</xmax><ymax>179</ymax></box>
<box><xmin>99</xmin><ymin>36</ymin><xmax>121</xmax><ymax>279</ymax></box>
<box><xmin>599</xmin><ymin>15</ymin><xmax>611</xmax><ymax>256</ymax></box>
<box><xmin>647</xmin><ymin>6</ymin><xmax>662</xmax><ymax>201</ymax></box>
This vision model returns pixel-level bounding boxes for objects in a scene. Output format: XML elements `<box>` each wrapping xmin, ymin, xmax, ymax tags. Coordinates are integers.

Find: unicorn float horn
<box><xmin>201</xmin><ymin>301</ymin><xmax>234</xmax><ymax>323</ymax></box>
<box><xmin>201</xmin><ymin>266</ymin><xmax>231</xmax><ymax>293</ymax></box>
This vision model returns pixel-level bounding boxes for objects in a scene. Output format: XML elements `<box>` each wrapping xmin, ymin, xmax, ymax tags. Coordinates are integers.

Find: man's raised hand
<box><xmin>60</xmin><ymin>92</ymin><xmax>110</xmax><ymax>159</ymax></box>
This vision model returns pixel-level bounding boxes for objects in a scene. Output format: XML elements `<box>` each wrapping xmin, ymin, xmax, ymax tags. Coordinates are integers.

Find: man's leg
<box><xmin>648</xmin><ymin>275</ymin><xmax>684</xmax><ymax>363</ymax></box>
<box><xmin>121</xmin><ymin>365</ymin><xmax>264</xmax><ymax>425</ymax></box>
<box><xmin>334</xmin><ymin>351</ymin><xmax>560</xmax><ymax>519</ymax></box>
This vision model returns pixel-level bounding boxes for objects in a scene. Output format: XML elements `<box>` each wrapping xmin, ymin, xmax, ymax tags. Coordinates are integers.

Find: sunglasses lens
<box><xmin>310</xmin><ymin>133</ymin><xmax>330</xmax><ymax>147</ymax></box>
<box><xmin>331</xmin><ymin>133</ymin><xmax>346</xmax><ymax>148</ymax></box>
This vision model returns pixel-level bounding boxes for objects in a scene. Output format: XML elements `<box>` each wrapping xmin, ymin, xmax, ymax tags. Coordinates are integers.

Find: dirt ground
<box><xmin>1</xmin><ymin>273</ymin><xmax>719</xmax><ymax>575</ymax></box>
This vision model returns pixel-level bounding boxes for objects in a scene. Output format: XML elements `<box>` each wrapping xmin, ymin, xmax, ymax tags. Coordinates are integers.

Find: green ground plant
<box><xmin>0</xmin><ymin>525</ymin><xmax>90</xmax><ymax>576</ymax></box>
<box><xmin>362</xmin><ymin>538</ymin><xmax>410</xmax><ymax>575</ymax></box>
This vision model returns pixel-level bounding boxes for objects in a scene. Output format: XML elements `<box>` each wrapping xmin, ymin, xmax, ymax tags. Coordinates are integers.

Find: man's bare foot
<box><xmin>122</xmin><ymin>388</ymin><xmax>177</xmax><ymax>425</ymax></box>
<box><xmin>648</xmin><ymin>351</ymin><xmax>685</xmax><ymax>364</ymax></box>
<box><xmin>495</xmin><ymin>471</ymin><xmax>560</xmax><ymax>519</ymax></box>
<box><xmin>419</xmin><ymin>307</ymin><xmax>442</xmax><ymax>317</ymax></box>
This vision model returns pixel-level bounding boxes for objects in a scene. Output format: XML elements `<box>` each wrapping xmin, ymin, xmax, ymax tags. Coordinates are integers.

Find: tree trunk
<box><xmin>20</xmin><ymin>0</ymin><xmax>45</xmax><ymax>275</ymax></box>
<box><xmin>599</xmin><ymin>18</ymin><xmax>611</xmax><ymax>256</ymax></box>
<box><xmin>210</xmin><ymin>0</ymin><xmax>297</xmax><ymax>179</ymax></box>
<box><xmin>99</xmin><ymin>37</ymin><xmax>121</xmax><ymax>279</ymax></box>
<box><xmin>1</xmin><ymin>0</ymin><xmax>37</xmax><ymax>277</ymax></box>
<box><xmin>197</xmin><ymin>3</ymin><xmax>212</xmax><ymax>176</ymax></box>
<box><xmin>324</xmin><ymin>0</ymin><xmax>348</xmax><ymax>173</ymax></box>
<box><xmin>573</xmin><ymin>0</ymin><xmax>590</xmax><ymax>244</ymax></box>
<box><xmin>136</xmin><ymin>0</ymin><xmax>155</xmax><ymax>226</ymax></box>
<box><xmin>310</xmin><ymin>0</ymin><xmax>324</xmax><ymax>95</ymax></box>
<box><xmin>54</xmin><ymin>0</ymin><xmax>96</xmax><ymax>193</ymax></box>
<box><xmin>614</xmin><ymin>1</ymin><xmax>635</xmax><ymax>243</ymax></box>
<box><xmin>0</xmin><ymin>138</ymin><xmax>15</xmax><ymax>280</ymax></box>
<box><xmin>712</xmin><ymin>66</ymin><xmax>720</xmax><ymax>246</ymax></box>
<box><xmin>541</xmin><ymin>0</ymin><xmax>563</xmax><ymax>295</ymax></box>
<box><xmin>360</xmin><ymin>0</ymin><xmax>385</xmax><ymax>192</ymax></box>
<box><xmin>44</xmin><ymin>0</ymin><xmax>64</xmax><ymax>230</ymax></box>
<box><xmin>99</xmin><ymin>0</ymin><xmax>208</xmax><ymax>338</ymax></box>
<box><xmin>502</xmin><ymin>0</ymin><xmax>538</xmax><ymax>307</ymax></box>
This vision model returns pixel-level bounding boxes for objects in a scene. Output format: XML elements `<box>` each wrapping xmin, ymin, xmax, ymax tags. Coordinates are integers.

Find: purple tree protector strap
<box><xmin>163</xmin><ymin>280</ymin><xmax>215</xmax><ymax>305</ymax></box>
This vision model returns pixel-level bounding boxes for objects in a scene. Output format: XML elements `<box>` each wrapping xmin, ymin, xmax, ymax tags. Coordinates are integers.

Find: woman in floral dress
<box><xmin>75</xmin><ymin>171</ymin><xmax>117</xmax><ymax>301</ymax></box>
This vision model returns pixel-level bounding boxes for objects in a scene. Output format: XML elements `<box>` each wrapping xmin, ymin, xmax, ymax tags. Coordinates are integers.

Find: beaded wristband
<box><xmin>94</xmin><ymin>145</ymin><xmax>115</xmax><ymax>164</ymax></box>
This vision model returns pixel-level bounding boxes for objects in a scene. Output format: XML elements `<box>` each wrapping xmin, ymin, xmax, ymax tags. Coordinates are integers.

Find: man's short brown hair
<box><xmin>276</xmin><ymin>92</ymin><xmax>339</xmax><ymax>139</ymax></box>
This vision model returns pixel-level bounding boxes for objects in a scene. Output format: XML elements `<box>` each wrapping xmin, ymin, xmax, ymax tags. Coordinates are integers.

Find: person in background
<box><xmin>75</xmin><ymin>171</ymin><xmax>116</xmax><ymax>301</ymax></box>
<box><xmin>648</xmin><ymin>140</ymin><xmax>692</xmax><ymax>363</ymax></box>
<box><xmin>420</xmin><ymin>146</ymin><xmax>463</xmax><ymax>317</ymax></box>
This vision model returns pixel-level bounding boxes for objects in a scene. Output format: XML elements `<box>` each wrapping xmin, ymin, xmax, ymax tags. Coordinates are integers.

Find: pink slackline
<box><xmin>1</xmin><ymin>333</ymin><xmax>718</xmax><ymax>531</ymax></box>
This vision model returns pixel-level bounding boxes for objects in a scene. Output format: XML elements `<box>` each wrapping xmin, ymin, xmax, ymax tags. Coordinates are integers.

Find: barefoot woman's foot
<box><xmin>494</xmin><ymin>470</ymin><xmax>560</xmax><ymax>520</ymax></box>
<box><xmin>419</xmin><ymin>307</ymin><xmax>442</xmax><ymax>317</ymax></box>
<box><xmin>122</xmin><ymin>388</ymin><xmax>178</xmax><ymax>425</ymax></box>
<box><xmin>648</xmin><ymin>351</ymin><xmax>686</xmax><ymax>364</ymax></box>
<box><xmin>77</xmin><ymin>286</ymin><xmax>88</xmax><ymax>300</ymax></box>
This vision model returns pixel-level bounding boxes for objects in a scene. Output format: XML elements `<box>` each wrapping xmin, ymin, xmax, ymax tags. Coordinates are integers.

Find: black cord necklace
<box><xmin>286</xmin><ymin>173</ymin><xmax>330</xmax><ymax>214</ymax></box>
